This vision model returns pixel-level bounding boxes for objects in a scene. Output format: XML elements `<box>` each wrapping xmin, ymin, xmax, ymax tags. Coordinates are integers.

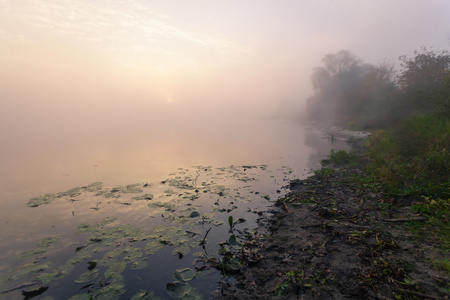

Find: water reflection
<box><xmin>0</xmin><ymin>119</ymin><xmax>348</xmax><ymax>299</ymax></box>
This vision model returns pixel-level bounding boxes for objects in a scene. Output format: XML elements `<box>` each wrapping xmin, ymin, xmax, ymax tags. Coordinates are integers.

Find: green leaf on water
<box><xmin>91</xmin><ymin>274</ymin><xmax>126</xmax><ymax>299</ymax></box>
<box><xmin>17</xmin><ymin>235</ymin><xmax>61</xmax><ymax>260</ymax></box>
<box><xmin>74</xmin><ymin>270</ymin><xmax>99</xmax><ymax>283</ymax></box>
<box><xmin>35</xmin><ymin>272</ymin><xmax>58</xmax><ymax>284</ymax></box>
<box><xmin>130</xmin><ymin>260</ymin><xmax>148</xmax><ymax>270</ymax></box>
<box><xmin>57</xmin><ymin>187</ymin><xmax>82</xmax><ymax>198</ymax></box>
<box><xmin>166</xmin><ymin>281</ymin><xmax>203</xmax><ymax>299</ymax></box>
<box><xmin>144</xmin><ymin>239</ymin><xmax>165</xmax><ymax>255</ymax></box>
<box><xmin>104</xmin><ymin>261</ymin><xmax>127</xmax><ymax>279</ymax></box>
<box><xmin>97</xmin><ymin>216</ymin><xmax>118</xmax><ymax>226</ymax></box>
<box><xmin>27</xmin><ymin>193</ymin><xmax>56</xmax><ymax>207</ymax></box>
<box><xmin>173</xmin><ymin>268</ymin><xmax>196</xmax><ymax>282</ymax></box>
<box><xmin>132</xmin><ymin>194</ymin><xmax>154</xmax><ymax>201</ymax></box>
<box><xmin>37</xmin><ymin>236</ymin><xmax>61</xmax><ymax>247</ymax></box>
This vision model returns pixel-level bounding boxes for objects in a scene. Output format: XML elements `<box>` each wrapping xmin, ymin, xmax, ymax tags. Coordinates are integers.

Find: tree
<box><xmin>307</xmin><ymin>50</ymin><xmax>398</xmax><ymax>127</ymax></box>
<box><xmin>397</xmin><ymin>47</ymin><xmax>450</xmax><ymax>111</ymax></box>
<box><xmin>321</xmin><ymin>50</ymin><xmax>362</xmax><ymax>77</ymax></box>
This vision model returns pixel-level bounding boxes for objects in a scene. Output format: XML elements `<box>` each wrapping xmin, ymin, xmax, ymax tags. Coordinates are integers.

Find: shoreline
<box><xmin>216</xmin><ymin>138</ymin><xmax>449</xmax><ymax>299</ymax></box>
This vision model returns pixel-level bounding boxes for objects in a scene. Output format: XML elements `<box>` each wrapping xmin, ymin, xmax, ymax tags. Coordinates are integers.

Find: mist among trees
<box><xmin>306</xmin><ymin>48</ymin><xmax>450</xmax><ymax>129</ymax></box>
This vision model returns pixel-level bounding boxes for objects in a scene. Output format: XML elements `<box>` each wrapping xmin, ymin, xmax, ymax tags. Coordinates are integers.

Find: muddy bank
<box><xmin>216</xmin><ymin>139</ymin><xmax>449</xmax><ymax>299</ymax></box>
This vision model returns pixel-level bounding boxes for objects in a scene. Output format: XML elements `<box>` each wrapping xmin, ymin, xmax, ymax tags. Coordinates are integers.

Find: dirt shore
<box><xmin>216</xmin><ymin>140</ymin><xmax>449</xmax><ymax>299</ymax></box>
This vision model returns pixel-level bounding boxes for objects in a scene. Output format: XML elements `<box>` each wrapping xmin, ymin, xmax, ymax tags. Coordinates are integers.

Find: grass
<box><xmin>363</xmin><ymin>114</ymin><xmax>449</xmax><ymax>271</ymax></box>
<box><xmin>409</xmin><ymin>197</ymin><xmax>450</xmax><ymax>251</ymax></box>
<box><xmin>329</xmin><ymin>149</ymin><xmax>356</xmax><ymax>166</ymax></box>
<box><xmin>366</xmin><ymin>114</ymin><xmax>449</xmax><ymax>198</ymax></box>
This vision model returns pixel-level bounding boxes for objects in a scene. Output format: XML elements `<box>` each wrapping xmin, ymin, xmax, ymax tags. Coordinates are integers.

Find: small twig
<box><xmin>199</xmin><ymin>227</ymin><xmax>212</xmax><ymax>246</ymax></box>
<box><xmin>193</xmin><ymin>170</ymin><xmax>200</xmax><ymax>186</ymax></box>
<box><xmin>396</xmin><ymin>287</ymin><xmax>447</xmax><ymax>300</ymax></box>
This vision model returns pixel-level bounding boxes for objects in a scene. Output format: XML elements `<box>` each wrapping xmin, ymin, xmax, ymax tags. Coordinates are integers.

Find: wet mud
<box><xmin>217</xmin><ymin>141</ymin><xmax>449</xmax><ymax>299</ymax></box>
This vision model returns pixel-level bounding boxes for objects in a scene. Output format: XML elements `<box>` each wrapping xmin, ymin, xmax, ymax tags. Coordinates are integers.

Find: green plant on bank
<box><xmin>433</xmin><ymin>259</ymin><xmax>450</xmax><ymax>273</ymax></box>
<box><xmin>329</xmin><ymin>149</ymin><xmax>356</xmax><ymax>166</ymax></box>
<box><xmin>409</xmin><ymin>197</ymin><xmax>450</xmax><ymax>252</ymax></box>
<box><xmin>275</xmin><ymin>271</ymin><xmax>299</xmax><ymax>296</ymax></box>
<box><xmin>314</xmin><ymin>167</ymin><xmax>334</xmax><ymax>178</ymax></box>
<box><xmin>364</xmin><ymin>115</ymin><xmax>450</xmax><ymax>270</ymax></box>
<box><xmin>366</xmin><ymin>114</ymin><xmax>450</xmax><ymax>198</ymax></box>
<box><xmin>275</xmin><ymin>270</ymin><xmax>315</xmax><ymax>296</ymax></box>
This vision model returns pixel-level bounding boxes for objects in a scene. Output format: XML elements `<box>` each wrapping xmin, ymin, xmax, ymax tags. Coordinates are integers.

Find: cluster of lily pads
<box><xmin>0</xmin><ymin>165</ymin><xmax>296</xmax><ymax>299</ymax></box>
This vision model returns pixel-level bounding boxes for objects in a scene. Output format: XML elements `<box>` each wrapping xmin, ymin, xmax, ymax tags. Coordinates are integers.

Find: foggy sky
<box><xmin>1</xmin><ymin>0</ymin><xmax>450</xmax><ymax>141</ymax></box>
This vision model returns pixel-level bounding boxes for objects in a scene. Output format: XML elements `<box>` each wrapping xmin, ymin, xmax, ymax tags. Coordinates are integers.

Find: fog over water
<box><xmin>1</xmin><ymin>1</ymin><xmax>449</xmax><ymax>298</ymax></box>
<box><xmin>1</xmin><ymin>0</ymin><xmax>449</xmax><ymax>200</ymax></box>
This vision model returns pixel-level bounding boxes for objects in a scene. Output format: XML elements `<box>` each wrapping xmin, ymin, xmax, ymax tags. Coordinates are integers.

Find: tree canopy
<box><xmin>306</xmin><ymin>47</ymin><xmax>450</xmax><ymax>128</ymax></box>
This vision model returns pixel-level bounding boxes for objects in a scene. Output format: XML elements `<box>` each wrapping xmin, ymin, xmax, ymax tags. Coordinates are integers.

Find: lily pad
<box><xmin>27</xmin><ymin>194</ymin><xmax>56</xmax><ymax>207</ymax></box>
<box><xmin>166</xmin><ymin>281</ymin><xmax>203</xmax><ymax>299</ymax></box>
<box><xmin>17</xmin><ymin>235</ymin><xmax>61</xmax><ymax>260</ymax></box>
<box><xmin>104</xmin><ymin>261</ymin><xmax>127</xmax><ymax>279</ymax></box>
<box><xmin>144</xmin><ymin>239</ymin><xmax>165</xmax><ymax>255</ymax></box>
<box><xmin>173</xmin><ymin>268</ymin><xmax>196</xmax><ymax>281</ymax></box>
<box><xmin>130</xmin><ymin>260</ymin><xmax>148</xmax><ymax>270</ymax></box>
<box><xmin>132</xmin><ymin>194</ymin><xmax>154</xmax><ymax>201</ymax></box>
<box><xmin>97</xmin><ymin>216</ymin><xmax>118</xmax><ymax>226</ymax></box>
<box><xmin>75</xmin><ymin>270</ymin><xmax>99</xmax><ymax>283</ymax></box>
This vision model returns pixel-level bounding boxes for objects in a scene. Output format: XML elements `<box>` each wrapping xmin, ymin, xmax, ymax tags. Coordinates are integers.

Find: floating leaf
<box><xmin>172</xmin><ymin>244</ymin><xmax>191</xmax><ymax>257</ymax></box>
<box><xmin>37</xmin><ymin>236</ymin><xmax>61</xmax><ymax>248</ymax></box>
<box><xmin>57</xmin><ymin>187</ymin><xmax>82</xmax><ymax>198</ymax></box>
<box><xmin>27</xmin><ymin>194</ymin><xmax>56</xmax><ymax>207</ymax></box>
<box><xmin>144</xmin><ymin>239</ymin><xmax>165</xmax><ymax>255</ymax></box>
<box><xmin>132</xmin><ymin>194</ymin><xmax>154</xmax><ymax>201</ymax></box>
<box><xmin>76</xmin><ymin>223</ymin><xmax>94</xmax><ymax>233</ymax></box>
<box><xmin>36</xmin><ymin>272</ymin><xmax>58</xmax><ymax>284</ymax></box>
<box><xmin>166</xmin><ymin>281</ymin><xmax>203</xmax><ymax>299</ymax></box>
<box><xmin>105</xmin><ymin>261</ymin><xmax>126</xmax><ymax>279</ymax></box>
<box><xmin>123</xmin><ymin>246</ymin><xmax>143</xmax><ymax>262</ymax></box>
<box><xmin>90</xmin><ymin>274</ymin><xmax>126</xmax><ymax>299</ymax></box>
<box><xmin>83</xmin><ymin>182</ymin><xmax>103</xmax><ymax>192</ymax></box>
<box><xmin>17</xmin><ymin>236</ymin><xmax>61</xmax><ymax>260</ymax></box>
<box><xmin>173</xmin><ymin>268</ymin><xmax>196</xmax><ymax>281</ymax></box>
<box><xmin>130</xmin><ymin>260</ymin><xmax>148</xmax><ymax>270</ymax></box>
<box><xmin>97</xmin><ymin>216</ymin><xmax>118</xmax><ymax>226</ymax></box>
<box><xmin>75</xmin><ymin>270</ymin><xmax>99</xmax><ymax>283</ymax></box>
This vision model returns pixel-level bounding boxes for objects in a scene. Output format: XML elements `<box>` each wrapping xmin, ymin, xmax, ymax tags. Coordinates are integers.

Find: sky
<box><xmin>0</xmin><ymin>0</ymin><xmax>449</xmax><ymax>139</ymax></box>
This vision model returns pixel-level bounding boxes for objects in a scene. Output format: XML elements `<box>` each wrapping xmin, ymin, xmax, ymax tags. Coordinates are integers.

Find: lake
<box><xmin>0</xmin><ymin>115</ymin><xmax>348</xmax><ymax>299</ymax></box>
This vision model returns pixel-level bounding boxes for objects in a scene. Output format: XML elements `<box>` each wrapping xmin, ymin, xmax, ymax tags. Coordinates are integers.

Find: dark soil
<box><xmin>216</xmin><ymin>140</ymin><xmax>449</xmax><ymax>299</ymax></box>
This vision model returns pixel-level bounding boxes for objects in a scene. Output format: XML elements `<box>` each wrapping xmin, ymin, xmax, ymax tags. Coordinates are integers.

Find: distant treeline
<box><xmin>307</xmin><ymin>48</ymin><xmax>450</xmax><ymax>198</ymax></box>
<box><xmin>306</xmin><ymin>48</ymin><xmax>450</xmax><ymax>128</ymax></box>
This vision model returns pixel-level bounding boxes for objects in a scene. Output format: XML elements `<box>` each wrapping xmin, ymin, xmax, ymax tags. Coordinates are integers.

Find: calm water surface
<box><xmin>0</xmin><ymin>117</ymin><xmax>348</xmax><ymax>299</ymax></box>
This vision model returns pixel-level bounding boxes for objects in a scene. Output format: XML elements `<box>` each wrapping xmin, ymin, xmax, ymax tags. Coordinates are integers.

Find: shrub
<box><xmin>366</xmin><ymin>115</ymin><xmax>449</xmax><ymax>197</ymax></box>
